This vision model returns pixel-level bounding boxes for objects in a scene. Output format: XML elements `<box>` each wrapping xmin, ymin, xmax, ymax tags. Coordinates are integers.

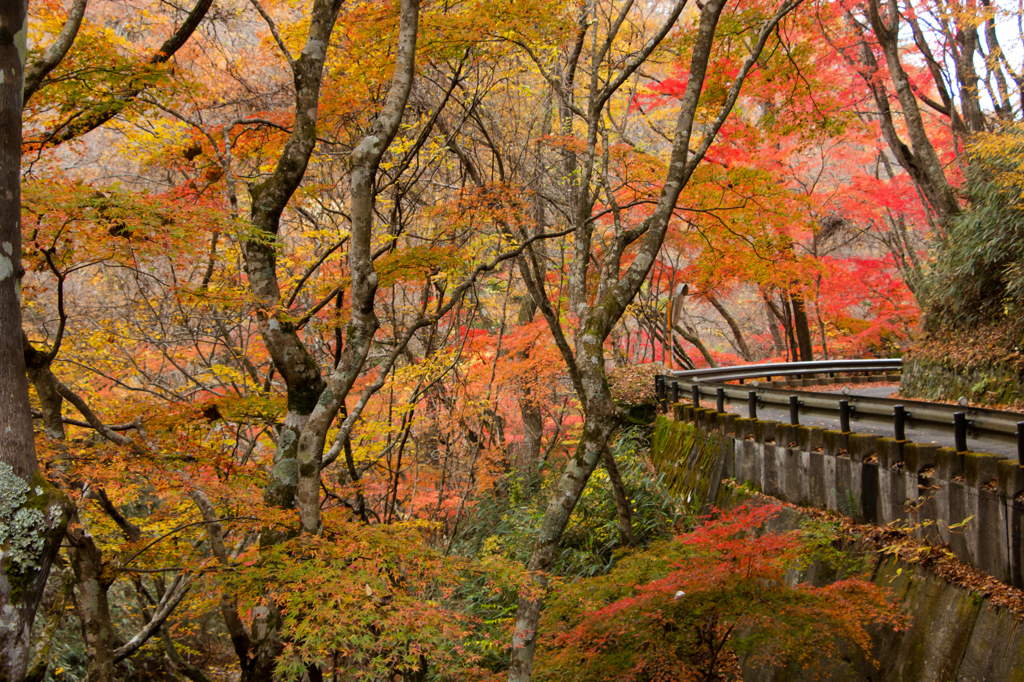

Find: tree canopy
<box><xmin>1</xmin><ymin>0</ymin><xmax>1021</xmax><ymax>680</ymax></box>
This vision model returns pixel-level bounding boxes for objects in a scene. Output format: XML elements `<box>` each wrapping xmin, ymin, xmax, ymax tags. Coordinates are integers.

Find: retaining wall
<box><xmin>707</xmin><ymin>485</ymin><xmax>1024</xmax><ymax>681</ymax></box>
<box><xmin>652</xmin><ymin>408</ymin><xmax>1024</xmax><ymax>587</ymax></box>
<box><xmin>654</xmin><ymin>433</ymin><xmax>1024</xmax><ymax>681</ymax></box>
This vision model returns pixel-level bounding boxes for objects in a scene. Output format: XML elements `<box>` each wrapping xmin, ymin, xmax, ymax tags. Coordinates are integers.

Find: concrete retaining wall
<box><xmin>738</xmin><ymin>554</ymin><xmax>1024</xmax><ymax>682</ymax></box>
<box><xmin>708</xmin><ymin>482</ymin><xmax>1024</xmax><ymax>681</ymax></box>
<box><xmin>651</xmin><ymin>408</ymin><xmax>1024</xmax><ymax>587</ymax></box>
<box><xmin>649</xmin><ymin>417</ymin><xmax>724</xmax><ymax>508</ymax></box>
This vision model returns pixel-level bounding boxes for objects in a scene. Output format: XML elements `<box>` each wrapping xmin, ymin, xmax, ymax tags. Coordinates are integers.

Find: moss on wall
<box><xmin>649</xmin><ymin>416</ymin><xmax>721</xmax><ymax>506</ymax></box>
<box><xmin>902</xmin><ymin>348</ymin><xmax>1024</xmax><ymax>407</ymax></box>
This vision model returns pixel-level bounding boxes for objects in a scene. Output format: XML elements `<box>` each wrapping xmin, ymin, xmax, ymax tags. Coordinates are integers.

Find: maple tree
<box><xmin>829</xmin><ymin>0</ymin><xmax>1024</xmax><ymax>355</ymax></box>
<box><xmin>623</xmin><ymin>0</ymin><xmax>945</xmax><ymax>366</ymax></box>
<box><xmin>495</xmin><ymin>1</ymin><xmax>809</xmax><ymax>678</ymax></box>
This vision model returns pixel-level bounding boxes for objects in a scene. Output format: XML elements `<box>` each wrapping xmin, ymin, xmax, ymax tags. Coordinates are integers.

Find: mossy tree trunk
<box><xmin>66</xmin><ymin>524</ymin><xmax>116</xmax><ymax>682</ymax></box>
<box><xmin>0</xmin><ymin>4</ymin><xmax>72</xmax><ymax>681</ymax></box>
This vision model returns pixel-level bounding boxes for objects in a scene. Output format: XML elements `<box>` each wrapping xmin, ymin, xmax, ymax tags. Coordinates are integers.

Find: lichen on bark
<box><xmin>0</xmin><ymin>464</ymin><xmax>68</xmax><ymax>600</ymax></box>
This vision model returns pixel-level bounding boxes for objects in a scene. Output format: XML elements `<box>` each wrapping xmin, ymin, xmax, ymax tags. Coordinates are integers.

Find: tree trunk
<box><xmin>234</xmin><ymin>0</ymin><xmax>346</xmax><ymax>672</ymax></box>
<box><xmin>239</xmin><ymin>0</ymin><xmax>419</xmax><ymax>671</ymax></box>
<box><xmin>189</xmin><ymin>491</ymin><xmax>259</xmax><ymax>680</ymax></box>
<box><xmin>519</xmin><ymin>394</ymin><xmax>544</xmax><ymax>469</ymax></box>
<box><xmin>516</xmin><ymin>133</ymin><xmax>550</xmax><ymax>470</ymax></box>
<box><xmin>508</xmin><ymin>403</ymin><xmax>620</xmax><ymax>681</ymax></box>
<box><xmin>67</xmin><ymin>521</ymin><xmax>116</xmax><ymax>682</ymax></box>
<box><xmin>507</xmin><ymin>0</ymin><xmax>802</xmax><ymax>674</ymax></box>
<box><xmin>849</xmin><ymin>1</ymin><xmax>960</xmax><ymax>229</ymax></box>
<box><xmin>0</xmin><ymin>5</ymin><xmax>72</xmax><ymax>680</ymax></box>
<box><xmin>25</xmin><ymin>568</ymin><xmax>74</xmax><ymax>682</ymax></box>
<box><xmin>291</xmin><ymin>0</ymin><xmax>420</xmax><ymax>537</ymax></box>
<box><xmin>817</xmin><ymin>313</ymin><xmax>829</xmax><ymax>360</ymax></box>
<box><xmin>790</xmin><ymin>292</ymin><xmax>814</xmax><ymax>362</ymax></box>
<box><xmin>765</xmin><ymin>294</ymin><xmax>796</xmax><ymax>361</ymax></box>
<box><xmin>602</xmin><ymin>446</ymin><xmax>634</xmax><ymax>546</ymax></box>
<box><xmin>764</xmin><ymin>300</ymin><xmax>787</xmax><ymax>357</ymax></box>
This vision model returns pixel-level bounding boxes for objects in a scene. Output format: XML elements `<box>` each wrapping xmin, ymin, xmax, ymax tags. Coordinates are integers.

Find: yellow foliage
<box><xmin>969</xmin><ymin>123</ymin><xmax>1024</xmax><ymax>200</ymax></box>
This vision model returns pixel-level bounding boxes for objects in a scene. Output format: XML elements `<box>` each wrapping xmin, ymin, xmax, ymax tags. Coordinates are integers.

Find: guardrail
<box><xmin>668</xmin><ymin>358</ymin><xmax>903</xmax><ymax>384</ymax></box>
<box><xmin>656</xmin><ymin>361</ymin><xmax>1024</xmax><ymax>462</ymax></box>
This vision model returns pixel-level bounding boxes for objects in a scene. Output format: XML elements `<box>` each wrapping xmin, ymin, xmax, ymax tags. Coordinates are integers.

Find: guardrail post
<box><xmin>656</xmin><ymin>376</ymin><xmax>665</xmax><ymax>412</ymax></box>
<box><xmin>692</xmin><ymin>384</ymin><xmax>700</xmax><ymax>409</ymax></box>
<box><xmin>1017</xmin><ymin>422</ymin><xmax>1023</xmax><ymax>465</ymax></box>
<box><xmin>670</xmin><ymin>381</ymin><xmax>679</xmax><ymax>405</ymax></box>
<box><xmin>716</xmin><ymin>387</ymin><xmax>725</xmax><ymax>414</ymax></box>
<box><xmin>789</xmin><ymin>395</ymin><xmax>800</xmax><ymax>426</ymax></box>
<box><xmin>839</xmin><ymin>400</ymin><xmax>851</xmax><ymax>435</ymax></box>
<box><xmin>748</xmin><ymin>391</ymin><xmax>757</xmax><ymax>419</ymax></box>
<box><xmin>894</xmin><ymin>405</ymin><xmax>906</xmax><ymax>442</ymax></box>
<box><xmin>953</xmin><ymin>412</ymin><xmax>968</xmax><ymax>454</ymax></box>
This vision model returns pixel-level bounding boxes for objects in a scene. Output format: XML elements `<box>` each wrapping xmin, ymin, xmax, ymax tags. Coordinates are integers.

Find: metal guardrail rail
<box><xmin>656</xmin><ymin>360</ymin><xmax>1024</xmax><ymax>461</ymax></box>
<box><xmin>669</xmin><ymin>358</ymin><xmax>903</xmax><ymax>384</ymax></box>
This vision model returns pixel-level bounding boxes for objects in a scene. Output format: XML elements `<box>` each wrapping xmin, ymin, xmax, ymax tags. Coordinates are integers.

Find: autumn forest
<box><xmin>1</xmin><ymin>0</ymin><xmax>1023</xmax><ymax>679</ymax></box>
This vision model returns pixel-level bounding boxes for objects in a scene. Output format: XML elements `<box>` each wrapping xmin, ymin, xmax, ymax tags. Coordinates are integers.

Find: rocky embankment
<box><xmin>901</xmin><ymin>323</ymin><xmax>1024</xmax><ymax>408</ymax></box>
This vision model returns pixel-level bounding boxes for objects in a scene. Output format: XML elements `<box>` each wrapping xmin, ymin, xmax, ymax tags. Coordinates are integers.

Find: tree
<box><xmin>17</xmin><ymin>0</ymin><xmax>587</xmax><ymax>677</ymax></box>
<box><xmin>824</xmin><ymin>0</ymin><xmax>1024</xmax><ymax>345</ymax></box>
<box><xmin>634</xmin><ymin>0</ymin><xmax>935</xmax><ymax>363</ymax></box>
<box><xmin>829</xmin><ymin>0</ymin><xmax>1020</xmax><ymax>232</ymax></box>
<box><xmin>921</xmin><ymin>125</ymin><xmax>1024</xmax><ymax>330</ymax></box>
<box><xmin>22</xmin><ymin>0</ymin><xmax>214</xmax><ymax>150</ymax></box>
<box><xmin>502</xmin><ymin>1</ymin><xmax>804</xmax><ymax>678</ymax></box>
<box><xmin>0</xmin><ymin>2</ymin><xmax>71</xmax><ymax>680</ymax></box>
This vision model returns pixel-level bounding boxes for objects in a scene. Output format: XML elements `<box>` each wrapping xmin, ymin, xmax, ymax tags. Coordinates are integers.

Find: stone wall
<box><xmin>652</xmin><ymin>408</ymin><xmax>1024</xmax><ymax>588</ymax></box>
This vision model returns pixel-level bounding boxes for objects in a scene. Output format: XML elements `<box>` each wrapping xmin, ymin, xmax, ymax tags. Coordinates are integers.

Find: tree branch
<box><xmin>27</xmin><ymin>0</ymin><xmax>214</xmax><ymax>146</ymax></box>
<box><xmin>23</xmin><ymin>0</ymin><xmax>88</xmax><ymax>105</ymax></box>
<box><xmin>249</xmin><ymin>0</ymin><xmax>297</xmax><ymax>68</ymax></box>
<box><xmin>112</xmin><ymin>575</ymin><xmax>192</xmax><ymax>663</ymax></box>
